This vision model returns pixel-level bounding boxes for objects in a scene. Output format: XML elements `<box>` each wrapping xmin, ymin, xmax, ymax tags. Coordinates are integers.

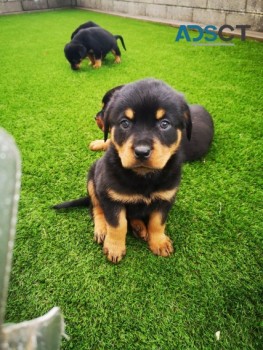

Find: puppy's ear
<box><xmin>103</xmin><ymin>86</ymin><xmax>124</xmax><ymax>141</ymax></box>
<box><xmin>184</xmin><ymin>103</ymin><xmax>192</xmax><ymax>141</ymax></box>
<box><xmin>180</xmin><ymin>100</ymin><xmax>192</xmax><ymax>141</ymax></box>
<box><xmin>103</xmin><ymin>103</ymin><xmax>113</xmax><ymax>142</ymax></box>
<box><xmin>78</xmin><ymin>45</ymin><xmax>87</xmax><ymax>58</ymax></box>
<box><xmin>104</xmin><ymin>118</ymin><xmax>110</xmax><ymax>142</ymax></box>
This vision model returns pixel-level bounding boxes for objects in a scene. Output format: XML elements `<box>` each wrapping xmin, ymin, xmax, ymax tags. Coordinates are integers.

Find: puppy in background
<box><xmin>71</xmin><ymin>21</ymin><xmax>100</xmax><ymax>39</ymax></box>
<box><xmin>89</xmin><ymin>85</ymin><xmax>214</xmax><ymax>162</ymax></box>
<box><xmin>64</xmin><ymin>27</ymin><xmax>126</xmax><ymax>70</ymax></box>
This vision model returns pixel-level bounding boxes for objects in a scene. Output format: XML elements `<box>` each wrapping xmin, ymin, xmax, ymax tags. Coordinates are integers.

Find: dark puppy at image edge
<box><xmin>64</xmin><ymin>27</ymin><xmax>126</xmax><ymax>70</ymax></box>
<box><xmin>54</xmin><ymin>79</ymin><xmax>214</xmax><ymax>263</ymax></box>
<box><xmin>90</xmin><ymin>85</ymin><xmax>214</xmax><ymax>162</ymax></box>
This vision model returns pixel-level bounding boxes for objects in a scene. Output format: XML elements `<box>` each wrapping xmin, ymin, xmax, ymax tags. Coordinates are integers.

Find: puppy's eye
<box><xmin>120</xmin><ymin>119</ymin><xmax>131</xmax><ymax>129</ymax></box>
<box><xmin>159</xmin><ymin>119</ymin><xmax>171</xmax><ymax>130</ymax></box>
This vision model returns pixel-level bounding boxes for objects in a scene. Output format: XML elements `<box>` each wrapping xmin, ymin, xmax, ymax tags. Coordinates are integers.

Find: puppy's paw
<box><xmin>94</xmin><ymin>222</ymin><xmax>107</xmax><ymax>244</ymax></box>
<box><xmin>94</xmin><ymin>229</ymin><xmax>106</xmax><ymax>244</ymax></box>
<box><xmin>103</xmin><ymin>237</ymin><xmax>126</xmax><ymax>263</ymax></box>
<box><xmin>89</xmin><ymin>140</ymin><xmax>106</xmax><ymax>151</ymax></box>
<box><xmin>114</xmin><ymin>56</ymin><xmax>121</xmax><ymax>64</ymax></box>
<box><xmin>130</xmin><ymin>219</ymin><xmax>148</xmax><ymax>241</ymax></box>
<box><xmin>93</xmin><ymin>60</ymin><xmax>102</xmax><ymax>69</ymax></box>
<box><xmin>148</xmin><ymin>234</ymin><xmax>174</xmax><ymax>257</ymax></box>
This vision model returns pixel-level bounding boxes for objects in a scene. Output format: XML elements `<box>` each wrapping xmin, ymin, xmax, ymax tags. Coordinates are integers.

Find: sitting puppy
<box><xmin>53</xmin><ymin>79</ymin><xmax>214</xmax><ymax>263</ymax></box>
<box><xmin>71</xmin><ymin>21</ymin><xmax>100</xmax><ymax>39</ymax></box>
<box><xmin>89</xmin><ymin>85</ymin><xmax>214</xmax><ymax>162</ymax></box>
<box><xmin>64</xmin><ymin>27</ymin><xmax>126</xmax><ymax>70</ymax></box>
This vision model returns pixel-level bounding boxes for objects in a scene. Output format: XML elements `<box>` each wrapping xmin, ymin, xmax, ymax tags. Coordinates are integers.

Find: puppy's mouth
<box><xmin>119</xmin><ymin>153</ymin><xmax>166</xmax><ymax>174</ymax></box>
<box><xmin>128</xmin><ymin>161</ymin><xmax>160</xmax><ymax>175</ymax></box>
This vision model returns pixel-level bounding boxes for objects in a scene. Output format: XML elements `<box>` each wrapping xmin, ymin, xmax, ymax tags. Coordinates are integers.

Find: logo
<box><xmin>175</xmin><ymin>25</ymin><xmax>251</xmax><ymax>46</ymax></box>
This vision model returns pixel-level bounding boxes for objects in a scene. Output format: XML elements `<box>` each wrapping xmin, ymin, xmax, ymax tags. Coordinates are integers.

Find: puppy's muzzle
<box><xmin>134</xmin><ymin>145</ymin><xmax>151</xmax><ymax>160</ymax></box>
<box><xmin>71</xmin><ymin>63</ymin><xmax>80</xmax><ymax>70</ymax></box>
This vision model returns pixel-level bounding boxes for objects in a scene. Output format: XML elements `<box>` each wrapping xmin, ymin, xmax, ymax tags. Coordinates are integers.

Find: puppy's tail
<box><xmin>115</xmin><ymin>35</ymin><xmax>126</xmax><ymax>51</ymax></box>
<box><xmin>52</xmin><ymin>196</ymin><xmax>90</xmax><ymax>210</ymax></box>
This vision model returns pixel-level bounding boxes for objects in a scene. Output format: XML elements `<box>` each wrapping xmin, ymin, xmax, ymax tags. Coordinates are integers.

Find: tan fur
<box><xmin>89</xmin><ymin>139</ymin><xmax>111</xmax><ymax>151</ymax></box>
<box><xmin>147</xmin><ymin>211</ymin><xmax>174</xmax><ymax>256</ymax></box>
<box><xmin>107</xmin><ymin>188</ymin><xmax>177</xmax><ymax>206</ymax></box>
<box><xmin>111</xmin><ymin>128</ymin><xmax>182</xmax><ymax>171</ymax></box>
<box><xmin>156</xmin><ymin>108</ymin><xmax>166</xmax><ymax>119</ymax></box>
<box><xmin>130</xmin><ymin>219</ymin><xmax>148</xmax><ymax>241</ymax></box>
<box><xmin>103</xmin><ymin>209</ymin><xmax>127</xmax><ymax>262</ymax></box>
<box><xmin>124</xmin><ymin>108</ymin><xmax>135</xmax><ymax>120</ymax></box>
<box><xmin>88</xmin><ymin>180</ymin><xmax>107</xmax><ymax>243</ymax></box>
<box><xmin>93</xmin><ymin>59</ymin><xmax>102</xmax><ymax>68</ymax></box>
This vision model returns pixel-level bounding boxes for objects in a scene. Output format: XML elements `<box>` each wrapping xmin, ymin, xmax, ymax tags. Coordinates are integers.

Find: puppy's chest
<box><xmin>106</xmin><ymin>186</ymin><xmax>177</xmax><ymax>206</ymax></box>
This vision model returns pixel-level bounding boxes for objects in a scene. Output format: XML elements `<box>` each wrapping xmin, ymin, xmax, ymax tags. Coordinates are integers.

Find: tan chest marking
<box><xmin>107</xmin><ymin>187</ymin><xmax>177</xmax><ymax>205</ymax></box>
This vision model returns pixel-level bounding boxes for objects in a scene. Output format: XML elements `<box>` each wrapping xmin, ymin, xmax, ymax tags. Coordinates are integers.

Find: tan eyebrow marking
<box><xmin>124</xmin><ymin>108</ymin><xmax>134</xmax><ymax>120</ymax></box>
<box><xmin>156</xmin><ymin>108</ymin><xmax>166</xmax><ymax>119</ymax></box>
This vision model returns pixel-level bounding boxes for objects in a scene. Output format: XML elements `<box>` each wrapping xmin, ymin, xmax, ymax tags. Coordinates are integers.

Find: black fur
<box><xmin>71</xmin><ymin>21</ymin><xmax>100</xmax><ymax>39</ymax></box>
<box><xmin>64</xmin><ymin>27</ymin><xmax>126</xmax><ymax>70</ymax></box>
<box><xmin>93</xmin><ymin>85</ymin><xmax>213</xmax><ymax>162</ymax></box>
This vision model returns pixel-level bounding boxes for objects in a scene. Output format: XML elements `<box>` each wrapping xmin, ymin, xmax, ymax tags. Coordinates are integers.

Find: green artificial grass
<box><xmin>0</xmin><ymin>9</ymin><xmax>262</xmax><ymax>350</ymax></box>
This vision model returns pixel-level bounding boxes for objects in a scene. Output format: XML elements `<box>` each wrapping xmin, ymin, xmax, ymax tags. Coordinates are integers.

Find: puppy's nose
<box><xmin>134</xmin><ymin>145</ymin><xmax>151</xmax><ymax>160</ymax></box>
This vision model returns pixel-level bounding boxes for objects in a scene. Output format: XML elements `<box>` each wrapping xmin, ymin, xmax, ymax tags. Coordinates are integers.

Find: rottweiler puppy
<box><xmin>89</xmin><ymin>85</ymin><xmax>214</xmax><ymax>162</ymax></box>
<box><xmin>71</xmin><ymin>21</ymin><xmax>100</xmax><ymax>39</ymax></box>
<box><xmin>64</xmin><ymin>27</ymin><xmax>126</xmax><ymax>70</ymax></box>
<box><xmin>53</xmin><ymin>78</ymin><xmax>214</xmax><ymax>263</ymax></box>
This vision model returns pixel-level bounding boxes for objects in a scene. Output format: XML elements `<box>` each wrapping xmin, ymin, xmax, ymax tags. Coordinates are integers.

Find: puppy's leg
<box><xmin>111</xmin><ymin>49</ymin><xmax>121</xmax><ymax>64</ymax></box>
<box><xmin>130</xmin><ymin>219</ymin><xmax>148</xmax><ymax>241</ymax></box>
<box><xmin>88</xmin><ymin>180</ymin><xmax>107</xmax><ymax>243</ymax></box>
<box><xmin>87</xmin><ymin>54</ymin><xmax>95</xmax><ymax>66</ymax></box>
<box><xmin>89</xmin><ymin>139</ymin><xmax>111</xmax><ymax>151</ymax></box>
<box><xmin>93</xmin><ymin>59</ymin><xmax>102</xmax><ymax>69</ymax></box>
<box><xmin>147</xmin><ymin>211</ymin><xmax>173</xmax><ymax>256</ymax></box>
<box><xmin>103</xmin><ymin>208</ymin><xmax>127</xmax><ymax>263</ymax></box>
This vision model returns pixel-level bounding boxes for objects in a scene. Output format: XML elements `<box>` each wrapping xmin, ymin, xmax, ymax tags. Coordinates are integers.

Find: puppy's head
<box><xmin>104</xmin><ymin>79</ymin><xmax>192</xmax><ymax>174</ymax></box>
<box><xmin>95</xmin><ymin>85</ymin><xmax>124</xmax><ymax>131</ymax></box>
<box><xmin>64</xmin><ymin>43</ymin><xmax>87</xmax><ymax>70</ymax></box>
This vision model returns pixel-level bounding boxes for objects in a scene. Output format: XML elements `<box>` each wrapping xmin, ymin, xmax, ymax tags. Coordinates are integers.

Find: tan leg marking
<box><xmin>93</xmin><ymin>59</ymin><xmax>102</xmax><ymax>68</ymax></box>
<box><xmin>88</xmin><ymin>180</ymin><xmax>107</xmax><ymax>244</ymax></box>
<box><xmin>147</xmin><ymin>211</ymin><xmax>173</xmax><ymax>257</ymax></box>
<box><xmin>130</xmin><ymin>219</ymin><xmax>148</xmax><ymax>241</ymax></box>
<box><xmin>103</xmin><ymin>209</ymin><xmax>127</xmax><ymax>263</ymax></box>
<box><xmin>87</xmin><ymin>54</ymin><xmax>95</xmax><ymax>66</ymax></box>
<box><xmin>89</xmin><ymin>139</ymin><xmax>111</xmax><ymax>151</ymax></box>
<box><xmin>114</xmin><ymin>56</ymin><xmax>121</xmax><ymax>64</ymax></box>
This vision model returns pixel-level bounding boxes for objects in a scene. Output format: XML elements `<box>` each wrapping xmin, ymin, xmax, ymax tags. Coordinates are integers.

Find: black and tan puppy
<box><xmin>71</xmin><ymin>21</ymin><xmax>100</xmax><ymax>39</ymax></box>
<box><xmin>54</xmin><ymin>78</ymin><xmax>214</xmax><ymax>263</ymax></box>
<box><xmin>89</xmin><ymin>85</ymin><xmax>214</xmax><ymax>162</ymax></box>
<box><xmin>64</xmin><ymin>27</ymin><xmax>126</xmax><ymax>70</ymax></box>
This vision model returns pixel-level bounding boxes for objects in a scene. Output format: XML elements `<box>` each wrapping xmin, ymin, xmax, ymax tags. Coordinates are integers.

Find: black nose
<box><xmin>134</xmin><ymin>145</ymin><xmax>151</xmax><ymax>160</ymax></box>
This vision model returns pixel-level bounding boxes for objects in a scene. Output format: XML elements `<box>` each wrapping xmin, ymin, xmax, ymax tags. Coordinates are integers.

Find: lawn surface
<box><xmin>0</xmin><ymin>9</ymin><xmax>262</xmax><ymax>350</ymax></box>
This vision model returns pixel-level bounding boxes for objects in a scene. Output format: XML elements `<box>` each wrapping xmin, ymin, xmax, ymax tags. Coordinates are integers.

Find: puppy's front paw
<box><xmin>103</xmin><ymin>237</ymin><xmax>126</xmax><ymax>263</ymax></box>
<box><xmin>148</xmin><ymin>234</ymin><xmax>174</xmax><ymax>257</ymax></box>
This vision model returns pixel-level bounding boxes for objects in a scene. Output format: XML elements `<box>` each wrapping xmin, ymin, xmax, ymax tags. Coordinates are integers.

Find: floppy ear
<box><xmin>104</xmin><ymin>117</ymin><xmax>110</xmax><ymax>142</ymax></box>
<box><xmin>182</xmin><ymin>102</ymin><xmax>192</xmax><ymax>141</ymax></box>
<box><xmin>103</xmin><ymin>102</ymin><xmax>114</xmax><ymax>142</ymax></box>
<box><xmin>78</xmin><ymin>44</ymin><xmax>87</xmax><ymax>58</ymax></box>
<box><xmin>102</xmin><ymin>86</ymin><xmax>124</xmax><ymax>141</ymax></box>
<box><xmin>179</xmin><ymin>95</ymin><xmax>192</xmax><ymax>141</ymax></box>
